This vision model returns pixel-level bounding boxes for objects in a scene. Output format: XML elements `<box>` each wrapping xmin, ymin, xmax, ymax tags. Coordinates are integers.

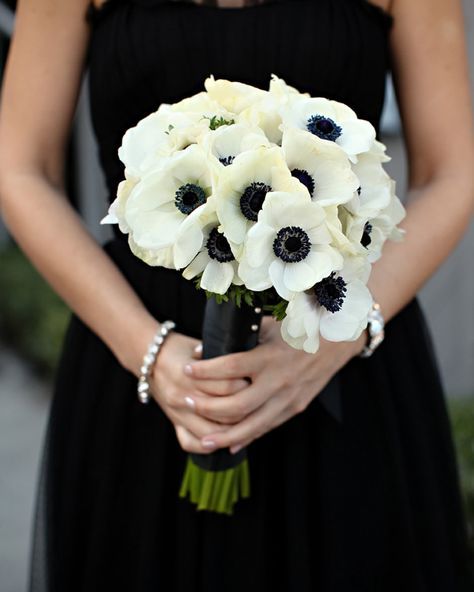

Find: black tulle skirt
<box><xmin>29</xmin><ymin>237</ymin><xmax>473</xmax><ymax>591</ymax></box>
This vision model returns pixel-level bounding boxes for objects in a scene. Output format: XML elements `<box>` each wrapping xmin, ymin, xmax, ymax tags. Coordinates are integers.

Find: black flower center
<box><xmin>273</xmin><ymin>226</ymin><xmax>311</xmax><ymax>263</ymax></box>
<box><xmin>240</xmin><ymin>182</ymin><xmax>272</xmax><ymax>222</ymax></box>
<box><xmin>357</xmin><ymin>186</ymin><xmax>362</xmax><ymax>196</ymax></box>
<box><xmin>175</xmin><ymin>183</ymin><xmax>206</xmax><ymax>215</ymax></box>
<box><xmin>206</xmin><ymin>228</ymin><xmax>235</xmax><ymax>263</ymax></box>
<box><xmin>314</xmin><ymin>273</ymin><xmax>347</xmax><ymax>313</ymax></box>
<box><xmin>361</xmin><ymin>222</ymin><xmax>373</xmax><ymax>248</ymax></box>
<box><xmin>291</xmin><ymin>168</ymin><xmax>315</xmax><ymax>197</ymax></box>
<box><xmin>219</xmin><ymin>155</ymin><xmax>235</xmax><ymax>166</ymax></box>
<box><xmin>306</xmin><ymin>115</ymin><xmax>342</xmax><ymax>142</ymax></box>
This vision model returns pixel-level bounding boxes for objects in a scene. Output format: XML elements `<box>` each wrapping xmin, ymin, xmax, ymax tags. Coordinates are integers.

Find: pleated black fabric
<box><xmin>29</xmin><ymin>1</ymin><xmax>473</xmax><ymax>591</ymax></box>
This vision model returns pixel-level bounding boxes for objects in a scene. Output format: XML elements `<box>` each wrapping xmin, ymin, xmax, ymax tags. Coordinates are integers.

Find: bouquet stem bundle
<box><xmin>179</xmin><ymin>454</ymin><xmax>250</xmax><ymax>515</ymax></box>
<box><xmin>178</xmin><ymin>297</ymin><xmax>261</xmax><ymax>515</ymax></box>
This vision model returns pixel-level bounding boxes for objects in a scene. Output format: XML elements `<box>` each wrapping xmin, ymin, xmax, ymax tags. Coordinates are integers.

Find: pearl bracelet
<box><xmin>359</xmin><ymin>302</ymin><xmax>385</xmax><ymax>359</ymax></box>
<box><xmin>137</xmin><ymin>320</ymin><xmax>176</xmax><ymax>404</ymax></box>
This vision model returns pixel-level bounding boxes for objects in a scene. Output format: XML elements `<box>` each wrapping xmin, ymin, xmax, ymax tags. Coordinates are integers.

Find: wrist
<box><xmin>115</xmin><ymin>312</ymin><xmax>160</xmax><ymax>377</ymax></box>
<box><xmin>137</xmin><ymin>320</ymin><xmax>176</xmax><ymax>404</ymax></box>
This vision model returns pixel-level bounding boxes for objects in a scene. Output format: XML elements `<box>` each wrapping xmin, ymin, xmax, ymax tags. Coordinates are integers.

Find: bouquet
<box><xmin>102</xmin><ymin>75</ymin><xmax>406</xmax><ymax>515</ymax></box>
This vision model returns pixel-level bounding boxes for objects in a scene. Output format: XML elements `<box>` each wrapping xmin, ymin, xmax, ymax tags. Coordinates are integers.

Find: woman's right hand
<box><xmin>149</xmin><ymin>332</ymin><xmax>248</xmax><ymax>454</ymax></box>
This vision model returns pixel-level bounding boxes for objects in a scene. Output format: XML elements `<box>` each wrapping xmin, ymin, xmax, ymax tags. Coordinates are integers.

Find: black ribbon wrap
<box><xmin>190</xmin><ymin>297</ymin><xmax>263</xmax><ymax>472</ymax></box>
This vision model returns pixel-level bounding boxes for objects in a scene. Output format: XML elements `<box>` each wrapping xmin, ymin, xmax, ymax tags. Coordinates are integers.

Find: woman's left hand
<box><xmin>183</xmin><ymin>316</ymin><xmax>366</xmax><ymax>454</ymax></box>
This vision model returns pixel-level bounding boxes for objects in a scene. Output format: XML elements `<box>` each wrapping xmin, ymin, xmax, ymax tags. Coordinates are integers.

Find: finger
<box><xmin>175</xmin><ymin>425</ymin><xmax>217</xmax><ymax>455</ymax></box>
<box><xmin>184</xmin><ymin>347</ymin><xmax>267</xmax><ymax>381</ymax></box>
<box><xmin>200</xmin><ymin>395</ymin><xmax>285</xmax><ymax>450</ymax></box>
<box><xmin>176</xmin><ymin>409</ymin><xmax>228</xmax><ymax>441</ymax></box>
<box><xmin>189</xmin><ymin>382</ymin><xmax>273</xmax><ymax>423</ymax></box>
<box><xmin>194</xmin><ymin>377</ymin><xmax>249</xmax><ymax>396</ymax></box>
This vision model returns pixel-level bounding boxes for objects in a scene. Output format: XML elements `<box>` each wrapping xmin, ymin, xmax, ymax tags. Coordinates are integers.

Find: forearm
<box><xmin>368</xmin><ymin>173</ymin><xmax>474</xmax><ymax>323</ymax></box>
<box><xmin>0</xmin><ymin>171</ymin><xmax>158</xmax><ymax>375</ymax></box>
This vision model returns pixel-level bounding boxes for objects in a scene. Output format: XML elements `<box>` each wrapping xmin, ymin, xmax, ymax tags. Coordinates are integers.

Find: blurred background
<box><xmin>0</xmin><ymin>1</ymin><xmax>473</xmax><ymax>590</ymax></box>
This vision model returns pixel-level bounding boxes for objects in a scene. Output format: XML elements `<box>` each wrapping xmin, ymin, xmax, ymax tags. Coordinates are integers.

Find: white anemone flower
<box><xmin>214</xmin><ymin>146</ymin><xmax>304</xmax><ymax>254</ymax></box>
<box><xmin>280</xmin><ymin>96</ymin><xmax>376</xmax><ymax>162</ymax></box>
<box><xmin>173</xmin><ymin>206</ymin><xmax>242</xmax><ymax>294</ymax></box>
<box><xmin>238</xmin><ymin>191</ymin><xmax>343</xmax><ymax>300</ymax></box>
<box><xmin>182</xmin><ymin>225</ymin><xmax>243</xmax><ymax>295</ymax></box>
<box><xmin>281</xmin><ymin>257</ymin><xmax>373</xmax><ymax>353</ymax></box>
<box><xmin>205</xmin><ymin>76</ymin><xmax>267</xmax><ymax>114</ymax></box>
<box><xmin>281</xmin><ymin>127</ymin><xmax>359</xmax><ymax>206</ymax></box>
<box><xmin>342</xmin><ymin>182</ymin><xmax>406</xmax><ymax>262</ymax></box>
<box><xmin>123</xmin><ymin>144</ymin><xmax>212</xmax><ymax>251</ymax></box>
<box><xmin>345</xmin><ymin>144</ymin><xmax>393</xmax><ymax>219</ymax></box>
<box><xmin>200</xmin><ymin>123</ymin><xmax>270</xmax><ymax>168</ymax></box>
<box><xmin>118</xmin><ymin>108</ymin><xmax>212</xmax><ymax>178</ymax></box>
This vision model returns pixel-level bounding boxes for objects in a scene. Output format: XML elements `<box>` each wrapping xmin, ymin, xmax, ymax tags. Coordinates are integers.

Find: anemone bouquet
<box><xmin>103</xmin><ymin>75</ymin><xmax>406</xmax><ymax>515</ymax></box>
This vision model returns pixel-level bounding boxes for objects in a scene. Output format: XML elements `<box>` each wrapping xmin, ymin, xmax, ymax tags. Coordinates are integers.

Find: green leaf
<box><xmin>205</xmin><ymin>115</ymin><xmax>235</xmax><ymax>131</ymax></box>
<box><xmin>262</xmin><ymin>298</ymin><xmax>288</xmax><ymax>321</ymax></box>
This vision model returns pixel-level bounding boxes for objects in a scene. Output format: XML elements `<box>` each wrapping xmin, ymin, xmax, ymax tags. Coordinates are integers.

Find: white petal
<box><xmin>174</xmin><ymin>204</ymin><xmax>217</xmax><ymax>269</ymax></box>
<box><xmin>174</xmin><ymin>223</ymin><xmax>205</xmax><ymax>269</ymax></box>
<box><xmin>319</xmin><ymin>280</ymin><xmax>372</xmax><ymax>342</ymax></box>
<box><xmin>281</xmin><ymin>292</ymin><xmax>321</xmax><ymax>353</ymax></box>
<box><xmin>129</xmin><ymin>211</ymin><xmax>183</xmax><ymax>249</ymax></box>
<box><xmin>269</xmin><ymin>258</ymin><xmax>294</xmax><ymax>300</ymax></box>
<box><xmin>128</xmin><ymin>236</ymin><xmax>176</xmax><ymax>269</ymax></box>
<box><xmin>337</xmin><ymin>119</ymin><xmax>376</xmax><ymax>158</ymax></box>
<box><xmin>100</xmin><ymin>209</ymin><xmax>118</xmax><ymax>225</ymax></box>
<box><xmin>238</xmin><ymin>257</ymin><xmax>273</xmax><ymax>291</ymax></box>
<box><xmin>306</xmin><ymin>247</ymin><xmax>343</xmax><ymax>283</ymax></box>
<box><xmin>182</xmin><ymin>250</ymin><xmax>209</xmax><ymax>280</ymax></box>
<box><xmin>201</xmin><ymin>259</ymin><xmax>236</xmax><ymax>295</ymax></box>
<box><xmin>244</xmin><ymin>223</ymin><xmax>275</xmax><ymax>268</ymax></box>
<box><xmin>283</xmin><ymin>261</ymin><xmax>317</xmax><ymax>292</ymax></box>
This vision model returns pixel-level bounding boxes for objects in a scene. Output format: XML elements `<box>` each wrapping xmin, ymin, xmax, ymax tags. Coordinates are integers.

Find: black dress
<box><xmin>30</xmin><ymin>1</ymin><xmax>473</xmax><ymax>590</ymax></box>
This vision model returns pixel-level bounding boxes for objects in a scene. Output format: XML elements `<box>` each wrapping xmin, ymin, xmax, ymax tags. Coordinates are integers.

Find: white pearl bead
<box><xmin>138</xmin><ymin>392</ymin><xmax>150</xmax><ymax>404</ymax></box>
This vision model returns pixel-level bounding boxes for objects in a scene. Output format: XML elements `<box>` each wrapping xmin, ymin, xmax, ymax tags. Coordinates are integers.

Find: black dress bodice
<box><xmin>87</xmin><ymin>0</ymin><xmax>392</xmax><ymax>204</ymax></box>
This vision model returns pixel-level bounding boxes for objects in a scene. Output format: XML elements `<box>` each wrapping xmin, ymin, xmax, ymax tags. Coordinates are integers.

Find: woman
<box><xmin>0</xmin><ymin>0</ymin><xmax>473</xmax><ymax>589</ymax></box>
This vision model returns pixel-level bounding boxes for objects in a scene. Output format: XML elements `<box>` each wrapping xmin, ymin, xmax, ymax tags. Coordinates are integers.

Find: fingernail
<box><xmin>184</xmin><ymin>396</ymin><xmax>195</xmax><ymax>410</ymax></box>
<box><xmin>202</xmin><ymin>439</ymin><xmax>217</xmax><ymax>449</ymax></box>
<box><xmin>184</xmin><ymin>364</ymin><xmax>193</xmax><ymax>376</ymax></box>
<box><xmin>230</xmin><ymin>444</ymin><xmax>243</xmax><ymax>454</ymax></box>
<box><xmin>194</xmin><ymin>343</ymin><xmax>203</xmax><ymax>354</ymax></box>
